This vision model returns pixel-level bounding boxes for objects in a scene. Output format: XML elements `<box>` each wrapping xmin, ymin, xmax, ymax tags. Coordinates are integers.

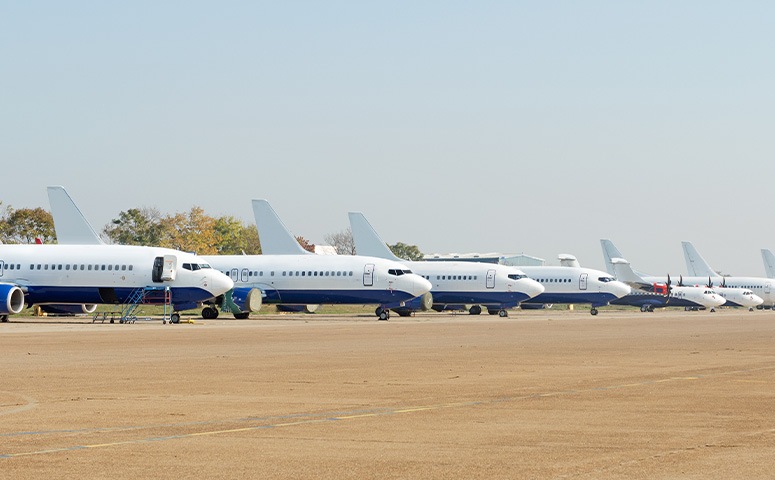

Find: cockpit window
<box><xmin>508</xmin><ymin>274</ymin><xmax>527</xmax><ymax>280</ymax></box>
<box><xmin>598</xmin><ymin>277</ymin><xmax>614</xmax><ymax>283</ymax></box>
<box><xmin>388</xmin><ymin>269</ymin><xmax>411</xmax><ymax>276</ymax></box>
<box><xmin>403</xmin><ymin>270</ymin><xmax>412</xmax><ymax>275</ymax></box>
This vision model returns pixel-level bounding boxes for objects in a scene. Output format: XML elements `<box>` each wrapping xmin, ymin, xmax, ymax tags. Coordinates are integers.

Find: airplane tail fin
<box><xmin>762</xmin><ymin>249</ymin><xmax>775</xmax><ymax>279</ymax></box>
<box><xmin>251</xmin><ymin>200</ymin><xmax>312</xmax><ymax>255</ymax></box>
<box><xmin>47</xmin><ymin>186</ymin><xmax>104</xmax><ymax>245</ymax></box>
<box><xmin>348</xmin><ymin>212</ymin><xmax>402</xmax><ymax>262</ymax></box>
<box><xmin>682</xmin><ymin>241</ymin><xmax>716</xmax><ymax>277</ymax></box>
<box><xmin>610</xmin><ymin>257</ymin><xmax>647</xmax><ymax>285</ymax></box>
<box><xmin>600</xmin><ymin>239</ymin><xmax>624</xmax><ymax>276</ymax></box>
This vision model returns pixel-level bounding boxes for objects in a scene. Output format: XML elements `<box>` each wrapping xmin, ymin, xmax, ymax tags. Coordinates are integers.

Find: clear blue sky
<box><xmin>2</xmin><ymin>1</ymin><xmax>774</xmax><ymax>275</ymax></box>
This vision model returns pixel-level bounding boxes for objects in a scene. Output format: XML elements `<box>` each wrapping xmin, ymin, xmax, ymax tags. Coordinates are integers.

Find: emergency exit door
<box><xmin>363</xmin><ymin>264</ymin><xmax>374</xmax><ymax>286</ymax></box>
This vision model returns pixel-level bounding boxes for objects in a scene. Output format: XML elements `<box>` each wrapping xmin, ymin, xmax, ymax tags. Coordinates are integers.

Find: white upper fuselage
<box><xmin>203</xmin><ymin>254</ymin><xmax>432</xmax><ymax>306</ymax></box>
<box><xmin>0</xmin><ymin>244</ymin><xmax>234</xmax><ymax>306</ymax></box>
<box><xmin>518</xmin><ymin>266</ymin><xmax>631</xmax><ymax>306</ymax></box>
<box><xmin>404</xmin><ymin>261</ymin><xmax>544</xmax><ymax>307</ymax></box>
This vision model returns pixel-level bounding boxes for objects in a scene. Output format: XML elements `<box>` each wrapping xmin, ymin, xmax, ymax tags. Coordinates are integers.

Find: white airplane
<box><xmin>681</xmin><ymin>241</ymin><xmax>766</xmax><ymax>310</ymax></box>
<box><xmin>200</xmin><ymin>200</ymin><xmax>433</xmax><ymax>320</ymax></box>
<box><xmin>46</xmin><ymin>191</ymin><xmax>433</xmax><ymax>321</ymax></box>
<box><xmin>0</xmin><ymin>188</ymin><xmax>234</xmax><ymax>323</ymax></box>
<box><xmin>601</xmin><ymin>239</ymin><xmax>727</xmax><ymax>312</ymax></box>
<box><xmin>762</xmin><ymin>249</ymin><xmax>775</xmax><ymax>280</ymax></box>
<box><xmin>348</xmin><ymin>212</ymin><xmax>549</xmax><ymax>317</ymax></box>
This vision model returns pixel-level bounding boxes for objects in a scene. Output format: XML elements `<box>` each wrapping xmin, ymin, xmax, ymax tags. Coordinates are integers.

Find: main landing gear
<box><xmin>376</xmin><ymin>306</ymin><xmax>390</xmax><ymax>321</ymax></box>
<box><xmin>0</xmin><ymin>315</ymin><xmax>8</xmax><ymax>323</ymax></box>
<box><xmin>590</xmin><ymin>307</ymin><xmax>598</xmax><ymax>316</ymax></box>
<box><xmin>641</xmin><ymin>305</ymin><xmax>654</xmax><ymax>313</ymax></box>
<box><xmin>469</xmin><ymin>305</ymin><xmax>482</xmax><ymax>315</ymax></box>
<box><xmin>487</xmin><ymin>308</ymin><xmax>509</xmax><ymax>317</ymax></box>
<box><xmin>201</xmin><ymin>306</ymin><xmax>219</xmax><ymax>319</ymax></box>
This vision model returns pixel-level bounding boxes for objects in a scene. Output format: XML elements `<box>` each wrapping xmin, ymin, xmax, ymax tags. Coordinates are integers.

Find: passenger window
<box><xmin>349</xmin><ymin>271</ymin><xmax>353</xmax><ymax>276</ymax></box>
<box><xmin>302</xmin><ymin>271</ymin><xmax>305</xmax><ymax>276</ymax></box>
<box><xmin>58</xmin><ymin>265</ymin><xmax>63</xmax><ymax>270</ymax></box>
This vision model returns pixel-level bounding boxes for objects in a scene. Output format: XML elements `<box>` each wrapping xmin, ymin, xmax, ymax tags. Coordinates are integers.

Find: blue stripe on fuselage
<box><xmin>24</xmin><ymin>286</ymin><xmax>216</xmax><ymax>306</ymax></box>
<box><xmin>522</xmin><ymin>292</ymin><xmax>619</xmax><ymax>307</ymax></box>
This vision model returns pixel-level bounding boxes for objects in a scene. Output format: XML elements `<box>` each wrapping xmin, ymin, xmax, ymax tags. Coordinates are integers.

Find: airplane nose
<box><xmin>710</xmin><ymin>295</ymin><xmax>725</xmax><ymax>306</ymax></box>
<box><xmin>752</xmin><ymin>295</ymin><xmax>764</xmax><ymax>306</ymax></box>
<box><xmin>610</xmin><ymin>281</ymin><xmax>631</xmax><ymax>298</ymax></box>
<box><xmin>413</xmin><ymin>275</ymin><xmax>432</xmax><ymax>297</ymax></box>
<box><xmin>210</xmin><ymin>271</ymin><xmax>234</xmax><ymax>296</ymax></box>
<box><xmin>523</xmin><ymin>278</ymin><xmax>544</xmax><ymax>298</ymax></box>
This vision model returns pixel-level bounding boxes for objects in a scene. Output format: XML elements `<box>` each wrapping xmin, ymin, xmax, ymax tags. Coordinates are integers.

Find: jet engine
<box><xmin>222</xmin><ymin>287</ymin><xmax>263</xmax><ymax>318</ymax></box>
<box><xmin>0</xmin><ymin>284</ymin><xmax>25</xmax><ymax>315</ymax></box>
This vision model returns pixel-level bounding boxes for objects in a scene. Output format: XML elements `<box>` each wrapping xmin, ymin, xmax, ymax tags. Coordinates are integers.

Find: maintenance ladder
<box><xmin>119</xmin><ymin>286</ymin><xmax>172</xmax><ymax>324</ymax></box>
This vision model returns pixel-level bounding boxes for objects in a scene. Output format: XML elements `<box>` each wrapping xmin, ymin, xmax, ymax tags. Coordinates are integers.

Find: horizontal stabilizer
<box><xmin>47</xmin><ymin>186</ymin><xmax>104</xmax><ymax>245</ymax></box>
<box><xmin>251</xmin><ymin>200</ymin><xmax>312</xmax><ymax>255</ymax></box>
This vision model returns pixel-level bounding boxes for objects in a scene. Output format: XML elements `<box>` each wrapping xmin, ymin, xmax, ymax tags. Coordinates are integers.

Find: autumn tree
<box><xmin>0</xmin><ymin>206</ymin><xmax>56</xmax><ymax>244</ymax></box>
<box><xmin>295</xmin><ymin>236</ymin><xmax>316</xmax><ymax>253</ymax></box>
<box><xmin>324</xmin><ymin>228</ymin><xmax>355</xmax><ymax>255</ymax></box>
<box><xmin>214</xmin><ymin>216</ymin><xmax>261</xmax><ymax>255</ymax></box>
<box><xmin>389</xmin><ymin>242</ymin><xmax>424</xmax><ymax>261</ymax></box>
<box><xmin>103</xmin><ymin>207</ymin><xmax>165</xmax><ymax>246</ymax></box>
<box><xmin>160</xmin><ymin>206</ymin><xmax>221</xmax><ymax>254</ymax></box>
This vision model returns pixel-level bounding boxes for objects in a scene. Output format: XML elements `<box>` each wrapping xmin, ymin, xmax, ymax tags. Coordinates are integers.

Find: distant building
<box><xmin>423</xmin><ymin>252</ymin><xmax>545</xmax><ymax>267</ymax></box>
<box><xmin>314</xmin><ymin>245</ymin><xmax>338</xmax><ymax>255</ymax></box>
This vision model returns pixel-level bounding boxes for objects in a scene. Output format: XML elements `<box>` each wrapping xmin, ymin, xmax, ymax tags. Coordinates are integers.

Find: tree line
<box><xmin>0</xmin><ymin>202</ymin><xmax>424</xmax><ymax>260</ymax></box>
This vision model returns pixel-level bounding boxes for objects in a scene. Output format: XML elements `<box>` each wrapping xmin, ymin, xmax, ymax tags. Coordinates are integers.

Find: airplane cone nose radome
<box><xmin>210</xmin><ymin>271</ymin><xmax>234</xmax><ymax>296</ymax></box>
<box><xmin>524</xmin><ymin>278</ymin><xmax>545</xmax><ymax>298</ymax></box>
<box><xmin>413</xmin><ymin>275</ymin><xmax>432</xmax><ymax>298</ymax></box>
<box><xmin>610</xmin><ymin>281</ymin><xmax>631</xmax><ymax>298</ymax></box>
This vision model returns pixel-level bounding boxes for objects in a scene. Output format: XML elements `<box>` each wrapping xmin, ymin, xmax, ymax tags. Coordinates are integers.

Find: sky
<box><xmin>2</xmin><ymin>1</ymin><xmax>774</xmax><ymax>275</ymax></box>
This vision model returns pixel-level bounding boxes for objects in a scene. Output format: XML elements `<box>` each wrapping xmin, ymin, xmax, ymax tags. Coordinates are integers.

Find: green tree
<box><xmin>103</xmin><ymin>207</ymin><xmax>165</xmax><ymax>246</ymax></box>
<box><xmin>389</xmin><ymin>242</ymin><xmax>424</xmax><ymax>261</ymax></box>
<box><xmin>0</xmin><ymin>206</ymin><xmax>56</xmax><ymax>244</ymax></box>
<box><xmin>214</xmin><ymin>216</ymin><xmax>261</xmax><ymax>255</ymax></box>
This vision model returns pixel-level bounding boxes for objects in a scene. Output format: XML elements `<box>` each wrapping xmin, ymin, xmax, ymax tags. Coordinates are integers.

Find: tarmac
<box><xmin>1</xmin><ymin>308</ymin><xmax>774</xmax><ymax>479</ymax></box>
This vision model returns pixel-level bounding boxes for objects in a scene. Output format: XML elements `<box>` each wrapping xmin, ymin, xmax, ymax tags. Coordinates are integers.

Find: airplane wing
<box><xmin>348</xmin><ymin>212</ymin><xmax>401</xmax><ymax>261</ymax></box>
<box><xmin>47</xmin><ymin>186</ymin><xmax>104</xmax><ymax>245</ymax></box>
<box><xmin>682</xmin><ymin>241</ymin><xmax>717</xmax><ymax>278</ymax></box>
<box><xmin>762</xmin><ymin>249</ymin><xmax>775</xmax><ymax>279</ymax></box>
<box><xmin>251</xmin><ymin>199</ymin><xmax>312</xmax><ymax>255</ymax></box>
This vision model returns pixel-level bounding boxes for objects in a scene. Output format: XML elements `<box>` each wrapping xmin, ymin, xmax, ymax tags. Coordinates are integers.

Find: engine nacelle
<box><xmin>0</xmin><ymin>284</ymin><xmax>25</xmax><ymax>315</ymax></box>
<box><xmin>224</xmin><ymin>287</ymin><xmax>263</xmax><ymax>314</ymax></box>
<box><xmin>38</xmin><ymin>304</ymin><xmax>98</xmax><ymax>315</ymax></box>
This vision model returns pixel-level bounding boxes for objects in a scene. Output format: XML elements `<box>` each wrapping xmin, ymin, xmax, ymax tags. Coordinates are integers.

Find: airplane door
<box><xmin>579</xmin><ymin>273</ymin><xmax>588</xmax><ymax>290</ymax></box>
<box><xmin>766</xmin><ymin>283</ymin><xmax>771</xmax><ymax>295</ymax></box>
<box><xmin>363</xmin><ymin>264</ymin><xmax>374</xmax><ymax>287</ymax></box>
<box><xmin>0</xmin><ymin>261</ymin><xmax>4</xmax><ymax>278</ymax></box>
<box><xmin>241</xmin><ymin>268</ymin><xmax>249</xmax><ymax>283</ymax></box>
<box><xmin>486</xmin><ymin>269</ymin><xmax>496</xmax><ymax>289</ymax></box>
<box><xmin>152</xmin><ymin>257</ymin><xmax>164</xmax><ymax>283</ymax></box>
<box><xmin>231</xmin><ymin>268</ymin><xmax>239</xmax><ymax>283</ymax></box>
<box><xmin>161</xmin><ymin>255</ymin><xmax>177</xmax><ymax>281</ymax></box>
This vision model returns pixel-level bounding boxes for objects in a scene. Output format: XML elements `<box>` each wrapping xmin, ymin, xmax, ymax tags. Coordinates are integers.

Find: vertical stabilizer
<box><xmin>47</xmin><ymin>186</ymin><xmax>104</xmax><ymax>245</ymax></box>
<box><xmin>251</xmin><ymin>200</ymin><xmax>312</xmax><ymax>255</ymax></box>
<box><xmin>762</xmin><ymin>249</ymin><xmax>775</xmax><ymax>279</ymax></box>
<box><xmin>348</xmin><ymin>212</ymin><xmax>401</xmax><ymax>261</ymax></box>
<box><xmin>682</xmin><ymin>242</ymin><xmax>718</xmax><ymax>278</ymax></box>
<box><xmin>610</xmin><ymin>257</ymin><xmax>646</xmax><ymax>284</ymax></box>
<box><xmin>600</xmin><ymin>239</ymin><xmax>624</xmax><ymax>276</ymax></box>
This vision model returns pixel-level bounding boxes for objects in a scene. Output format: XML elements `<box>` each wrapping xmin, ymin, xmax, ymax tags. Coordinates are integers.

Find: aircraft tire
<box><xmin>233</xmin><ymin>312</ymin><xmax>249</xmax><ymax>320</ymax></box>
<box><xmin>710</xmin><ymin>308</ymin><xmax>716</xmax><ymax>313</ymax></box>
<box><xmin>488</xmin><ymin>309</ymin><xmax>499</xmax><ymax>315</ymax></box>
<box><xmin>590</xmin><ymin>308</ymin><xmax>598</xmax><ymax>316</ymax></box>
<box><xmin>379</xmin><ymin>310</ymin><xmax>389</xmax><ymax>321</ymax></box>
<box><xmin>469</xmin><ymin>305</ymin><xmax>482</xmax><ymax>315</ymax></box>
<box><xmin>170</xmin><ymin>313</ymin><xmax>181</xmax><ymax>324</ymax></box>
<box><xmin>640</xmin><ymin>305</ymin><xmax>648</xmax><ymax>312</ymax></box>
<box><xmin>0</xmin><ymin>315</ymin><xmax>8</xmax><ymax>322</ymax></box>
<box><xmin>375</xmin><ymin>307</ymin><xmax>384</xmax><ymax>318</ymax></box>
<box><xmin>750</xmin><ymin>307</ymin><xmax>754</xmax><ymax>312</ymax></box>
<box><xmin>498</xmin><ymin>309</ymin><xmax>508</xmax><ymax>318</ymax></box>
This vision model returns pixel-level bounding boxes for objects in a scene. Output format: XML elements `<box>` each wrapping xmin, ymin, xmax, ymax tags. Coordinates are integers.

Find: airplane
<box><xmin>0</xmin><ymin>188</ymin><xmax>234</xmax><ymax>323</ymax></box>
<box><xmin>46</xmin><ymin>191</ymin><xmax>433</xmax><ymax>321</ymax></box>
<box><xmin>199</xmin><ymin>200</ymin><xmax>433</xmax><ymax>320</ymax></box>
<box><xmin>600</xmin><ymin>239</ymin><xmax>728</xmax><ymax>312</ymax></box>
<box><xmin>609</xmin><ymin>256</ymin><xmax>726</xmax><ymax>312</ymax></box>
<box><xmin>680</xmin><ymin>241</ymin><xmax>767</xmax><ymax>310</ymax></box>
<box><xmin>348</xmin><ymin>212</ymin><xmax>547</xmax><ymax>317</ymax></box>
<box><xmin>762</xmin><ymin>249</ymin><xmax>775</xmax><ymax>280</ymax></box>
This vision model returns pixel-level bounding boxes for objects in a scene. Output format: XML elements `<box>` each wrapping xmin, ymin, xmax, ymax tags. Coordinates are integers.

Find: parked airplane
<box><xmin>1</xmin><ymin>188</ymin><xmax>235</xmax><ymax>323</ymax></box>
<box><xmin>601</xmin><ymin>239</ymin><xmax>729</xmax><ymax>312</ymax></box>
<box><xmin>762</xmin><ymin>249</ymin><xmax>775</xmax><ymax>280</ymax></box>
<box><xmin>46</xmin><ymin>191</ymin><xmax>433</xmax><ymax>320</ymax></box>
<box><xmin>609</xmin><ymin>256</ymin><xmax>726</xmax><ymax>312</ymax></box>
<box><xmin>681</xmin><ymin>241</ymin><xmax>767</xmax><ymax>310</ymax></box>
<box><xmin>348</xmin><ymin>212</ymin><xmax>550</xmax><ymax>317</ymax></box>
<box><xmin>201</xmin><ymin>200</ymin><xmax>433</xmax><ymax>320</ymax></box>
